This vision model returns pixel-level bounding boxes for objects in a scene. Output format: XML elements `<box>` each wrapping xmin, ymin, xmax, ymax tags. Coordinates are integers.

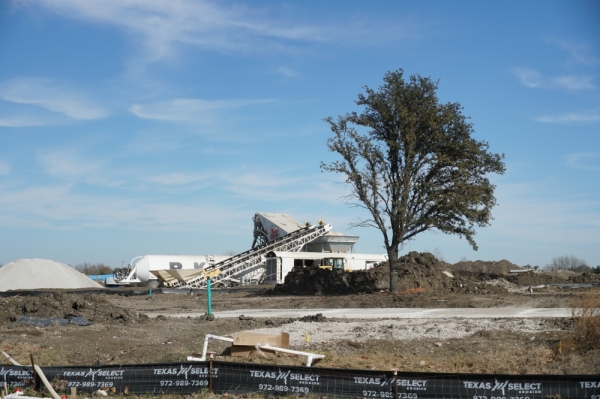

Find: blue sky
<box><xmin>0</xmin><ymin>0</ymin><xmax>598</xmax><ymax>268</ymax></box>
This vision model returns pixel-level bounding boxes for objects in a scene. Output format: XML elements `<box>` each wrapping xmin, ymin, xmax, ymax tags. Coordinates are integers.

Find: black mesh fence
<box><xmin>1</xmin><ymin>362</ymin><xmax>599</xmax><ymax>398</ymax></box>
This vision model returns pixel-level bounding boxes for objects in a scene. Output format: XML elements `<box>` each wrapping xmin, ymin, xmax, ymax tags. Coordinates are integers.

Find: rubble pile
<box><xmin>451</xmin><ymin>259</ymin><xmax>522</xmax><ymax>276</ymax></box>
<box><xmin>506</xmin><ymin>272</ymin><xmax>567</xmax><ymax>285</ymax></box>
<box><xmin>568</xmin><ymin>273</ymin><xmax>600</xmax><ymax>284</ymax></box>
<box><xmin>0</xmin><ymin>293</ymin><xmax>142</xmax><ymax>324</ymax></box>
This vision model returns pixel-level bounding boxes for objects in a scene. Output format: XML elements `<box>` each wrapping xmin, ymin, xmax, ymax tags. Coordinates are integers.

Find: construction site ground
<box><xmin>1</xmin><ymin>287</ymin><xmax>599</xmax><ymax>376</ymax></box>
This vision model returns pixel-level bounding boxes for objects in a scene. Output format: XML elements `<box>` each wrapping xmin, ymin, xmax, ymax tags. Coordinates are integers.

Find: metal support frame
<box><xmin>170</xmin><ymin>223</ymin><xmax>332</xmax><ymax>289</ymax></box>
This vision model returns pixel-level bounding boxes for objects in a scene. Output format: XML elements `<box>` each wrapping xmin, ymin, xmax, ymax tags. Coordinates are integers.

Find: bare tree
<box><xmin>545</xmin><ymin>255</ymin><xmax>590</xmax><ymax>273</ymax></box>
<box><xmin>322</xmin><ymin>69</ymin><xmax>505</xmax><ymax>291</ymax></box>
<box><xmin>72</xmin><ymin>262</ymin><xmax>114</xmax><ymax>275</ymax></box>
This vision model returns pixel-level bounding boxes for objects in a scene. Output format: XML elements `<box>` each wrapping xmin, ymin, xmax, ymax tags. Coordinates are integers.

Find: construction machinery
<box><xmin>160</xmin><ymin>221</ymin><xmax>332</xmax><ymax>288</ymax></box>
<box><xmin>264</xmin><ymin>251</ymin><xmax>387</xmax><ymax>284</ymax></box>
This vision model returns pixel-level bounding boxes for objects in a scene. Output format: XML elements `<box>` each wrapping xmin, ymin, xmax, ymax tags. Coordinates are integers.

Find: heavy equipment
<box><xmin>161</xmin><ymin>221</ymin><xmax>332</xmax><ymax>288</ymax></box>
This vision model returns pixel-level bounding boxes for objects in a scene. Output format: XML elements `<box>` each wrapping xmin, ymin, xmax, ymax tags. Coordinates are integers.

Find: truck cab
<box><xmin>319</xmin><ymin>257</ymin><xmax>347</xmax><ymax>271</ymax></box>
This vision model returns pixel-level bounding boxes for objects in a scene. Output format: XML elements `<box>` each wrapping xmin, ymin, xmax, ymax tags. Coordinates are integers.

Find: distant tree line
<box><xmin>544</xmin><ymin>255</ymin><xmax>599</xmax><ymax>274</ymax></box>
<box><xmin>72</xmin><ymin>262</ymin><xmax>114</xmax><ymax>275</ymax></box>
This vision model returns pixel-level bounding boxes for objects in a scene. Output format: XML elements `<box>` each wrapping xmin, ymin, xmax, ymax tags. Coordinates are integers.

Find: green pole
<box><xmin>207</xmin><ymin>278</ymin><xmax>212</xmax><ymax>315</ymax></box>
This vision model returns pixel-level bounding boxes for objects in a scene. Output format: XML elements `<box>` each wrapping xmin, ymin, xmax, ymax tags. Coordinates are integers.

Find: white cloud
<box><xmin>478</xmin><ymin>183</ymin><xmax>600</xmax><ymax>253</ymax></box>
<box><xmin>564</xmin><ymin>152</ymin><xmax>600</xmax><ymax>171</ymax></box>
<box><xmin>0</xmin><ymin>115</ymin><xmax>53</xmax><ymax>127</ymax></box>
<box><xmin>512</xmin><ymin>68</ymin><xmax>596</xmax><ymax>91</ymax></box>
<box><xmin>553</xmin><ymin>39</ymin><xmax>599</xmax><ymax>66</ymax></box>
<box><xmin>144</xmin><ymin>172</ymin><xmax>213</xmax><ymax>185</ymax></box>
<box><xmin>0</xmin><ymin>161</ymin><xmax>10</xmax><ymax>176</ymax></box>
<box><xmin>130</xmin><ymin>98</ymin><xmax>277</xmax><ymax>123</ymax></box>
<box><xmin>535</xmin><ymin>110</ymin><xmax>600</xmax><ymax>123</ymax></box>
<box><xmin>275</xmin><ymin>67</ymin><xmax>298</xmax><ymax>78</ymax></box>
<box><xmin>36</xmin><ymin>150</ymin><xmax>116</xmax><ymax>187</ymax></box>
<box><xmin>21</xmin><ymin>0</ymin><xmax>421</xmax><ymax>64</ymax></box>
<box><xmin>22</xmin><ymin>0</ymin><xmax>325</xmax><ymax>62</ymax></box>
<box><xmin>552</xmin><ymin>75</ymin><xmax>596</xmax><ymax>90</ymax></box>
<box><xmin>0</xmin><ymin>77</ymin><xmax>107</xmax><ymax>120</ymax></box>
<box><xmin>512</xmin><ymin>67</ymin><xmax>543</xmax><ymax>88</ymax></box>
<box><xmin>0</xmin><ymin>182</ymin><xmax>248</xmax><ymax>231</ymax></box>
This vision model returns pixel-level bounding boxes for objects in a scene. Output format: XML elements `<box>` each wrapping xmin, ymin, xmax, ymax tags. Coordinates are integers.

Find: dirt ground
<box><xmin>1</xmin><ymin>287</ymin><xmax>599</xmax><ymax>374</ymax></box>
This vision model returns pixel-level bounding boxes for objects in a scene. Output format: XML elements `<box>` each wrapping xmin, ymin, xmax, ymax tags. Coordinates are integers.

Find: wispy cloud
<box><xmin>0</xmin><ymin>161</ymin><xmax>10</xmax><ymax>176</ymax></box>
<box><xmin>482</xmin><ymin>183</ymin><xmax>600</xmax><ymax>250</ymax></box>
<box><xmin>275</xmin><ymin>67</ymin><xmax>298</xmax><ymax>78</ymax></box>
<box><xmin>552</xmin><ymin>75</ymin><xmax>596</xmax><ymax>90</ymax></box>
<box><xmin>511</xmin><ymin>67</ymin><xmax>596</xmax><ymax>90</ymax></box>
<box><xmin>512</xmin><ymin>67</ymin><xmax>543</xmax><ymax>88</ymax></box>
<box><xmin>535</xmin><ymin>110</ymin><xmax>600</xmax><ymax>123</ymax></box>
<box><xmin>144</xmin><ymin>172</ymin><xmax>213</xmax><ymax>186</ymax></box>
<box><xmin>0</xmin><ymin>115</ymin><xmax>54</xmax><ymax>127</ymax></box>
<box><xmin>38</xmin><ymin>150</ymin><xmax>105</xmax><ymax>180</ymax></box>
<box><xmin>130</xmin><ymin>98</ymin><xmax>278</xmax><ymax>123</ymax></box>
<box><xmin>0</xmin><ymin>182</ymin><xmax>248</xmax><ymax>231</ymax></box>
<box><xmin>0</xmin><ymin>77</ymin><xmax>108</xmax><ymax>120</ymax></box>
<box><xmin>564</xmin><ymin>152</ymin><xmax>600</xmax><ymax>171</ymax></box>
<box><xmin>21</xmin><ymin>0</ymin><xmax>422</xmax><ymax>65</ymax></box>
<box><xmin>22</xmin><ymin>0</ymin><xmax>326</xmax><ymax>62</ymax></box>
<box><xmin>552</xmin><ymin>39</ymin><xmax>599</xmax><ymax>66</ymax></box>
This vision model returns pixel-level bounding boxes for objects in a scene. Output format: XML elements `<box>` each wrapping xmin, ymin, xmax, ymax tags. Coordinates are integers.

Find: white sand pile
<box><xmin>0</xmin><ymin>258</ymin><xmax>104</xmax><ymax>292</ymax></box>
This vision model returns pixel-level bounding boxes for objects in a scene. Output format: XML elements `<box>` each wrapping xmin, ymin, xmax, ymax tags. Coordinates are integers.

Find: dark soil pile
<box><xmin>506</xmin><ymin>272</ymin><xmax>567</xmax><ymax>285</ymax></box>
<box><xmin>272</xmin><ymin>251</ymin><xmax>507</xmax><ymax>296</ymax></box>
<box><xmin>0</xmin><ymin>293</ymin><xmax>142</xmax><ymax>324</ymax></box>
<box><xmin>451</xmin><ymin>259</ymin><xmax>522</xmax><ymax>275</ymax></box>
<box><xmin>272</xmin><ymin>265</ymin><xmax>380</xmax><ymax>295</ymax></box>
<box><xmin>568</xmin><ymin>273</ymin><xmax>600</xmax><ymax>284</ymax></box>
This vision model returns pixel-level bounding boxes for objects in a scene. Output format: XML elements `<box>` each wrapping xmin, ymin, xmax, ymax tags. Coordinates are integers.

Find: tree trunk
<box><xmin>387</xmin><ymin>245</ymin><xmax>399</xmax><ymax>292</ymax></box>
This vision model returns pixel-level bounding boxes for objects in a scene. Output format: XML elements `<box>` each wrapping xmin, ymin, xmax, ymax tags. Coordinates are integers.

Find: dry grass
<box><xmin>567</xmin><ymin>289</ymin><xmax>600</xmax><ymax>352</ymax></box>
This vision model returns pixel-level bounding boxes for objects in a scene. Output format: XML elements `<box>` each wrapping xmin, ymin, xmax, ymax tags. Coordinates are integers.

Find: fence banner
<box><xmin>1</xmin><ymin>362</ymin><xmax>599</xmax><ymax>398</ymax></box>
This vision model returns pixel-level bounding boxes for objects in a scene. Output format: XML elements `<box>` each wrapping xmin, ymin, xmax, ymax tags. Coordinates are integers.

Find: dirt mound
<box><xmin>451</xmin><ymin>259</ymin><xmax>522</xmax><ymax>275</ymax></box>
<box><xmin>506</xmin><ymin>272</ymin><xmax>567</xmax><ymax>286</ymax></box>
<box><xmin>568</xmin><ymin>273</ymin><xmax>600</xmax><ymax>284</ymax></box>
<box><xmin>0</xmin><ymin>293</ymin><xmax>142</xmax><ymax>324</ymax></box>
<box><xmin>272</xmin><ymin>265</ymin><xmax>380</xmax><ymax>295</ymax></box>
<box><xmin>273</xmin><ymin>251</ymin><xmax>507</xmax><ymax>296</ymax></box>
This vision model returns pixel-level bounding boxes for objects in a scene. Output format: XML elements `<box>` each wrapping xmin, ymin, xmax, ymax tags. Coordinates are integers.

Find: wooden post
<box><xmin>70</xmin><ymin>386</ymin><xmax>77</xmax><ymax>399</ymax></box>
<box><xmin>2</xmin><ymin>382</ymin><xmax>7</xmax><ymax>395</ymax></box>
<box><xmin>30</xmin><ymin>354</ymin><xmax>40</xmax><ymax>392</ymax></box>
<box><xmin>2</xmin><ymin>388</ymin><xmax>5</xmax><ymax>399</ymax></box>
<box><xmin>209</xmin><ymin>359</ymin><xmax>213</xmax><ymax>392</ymax></box>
